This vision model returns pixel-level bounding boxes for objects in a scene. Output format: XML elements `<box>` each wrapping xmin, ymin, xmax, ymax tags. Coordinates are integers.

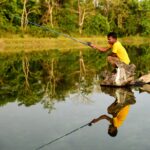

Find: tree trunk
<box><xmin>48</xmin><ymin>0</ymin><xmax>54</xmax><ymax>28</ymax></box>
<box><xmin>79</xmin><ymin>9</ymin><xmax>85</xmax><ymax>34</ymax></box>
<box><xmin>41</xmin><ymin>0</ymin><xmax>54</xmax><ymax>28</ymax></box>
<box><xmin>105</xmin><ymin>0</ymin><xmax>110</xmax><ymax>17</ymax></box>
<box><xmin>21</xmin><ymin>0</ymin><xmax>28</xmax><ymax>31</ymax></box>
<box><xmin>78</xmin><ymin>0</ymin><xmax>86</xmax><ymax>34</ymax></box>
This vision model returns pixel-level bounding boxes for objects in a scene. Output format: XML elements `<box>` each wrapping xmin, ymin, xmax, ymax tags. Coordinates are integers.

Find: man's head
<box><xmin>107</xmin><ymin>32</ymin><xmax>117</xmax><ymax>45</ymax></box>
<box><xmin>108</xmin><ymin>124</ymin><xmax>118</xmax><ymax>137</ymax></box>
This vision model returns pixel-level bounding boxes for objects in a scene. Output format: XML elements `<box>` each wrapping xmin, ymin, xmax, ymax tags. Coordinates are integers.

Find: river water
<box><xmin>0</xmin><ymin>44</ymin><xmax>150</xmax><ymax>150</ymax></box>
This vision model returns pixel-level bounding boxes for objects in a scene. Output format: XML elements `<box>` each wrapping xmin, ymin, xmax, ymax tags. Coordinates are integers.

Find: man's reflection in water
<box><xmin>89</xmin><ymin>87</ymin><xmax>136</xmax><ymax>137</ymax></box>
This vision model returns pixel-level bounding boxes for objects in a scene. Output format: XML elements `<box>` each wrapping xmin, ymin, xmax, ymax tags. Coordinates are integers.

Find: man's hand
<box><xmin>88</xmin><ymin>119</ymin><xmax>98</xmax><ymax>126</ymax></box>
<box><xmin>87</xmin><ymin>42</ymin><xmax>110</xmax><ymax>52</ymax></box>
<box><xmin>87</xmin><ymin>42</ymin><xmax>97</xmax><ymax>49</ymax></box>
<box><xmin>87</xmin><ymin>42</ymin><xmax>96</xmax><ymax>48</ymax></box>
<box><xmin>87</xmin><ymin>42</ymin><xmax>92</xmax><ymax>47</ymax></box>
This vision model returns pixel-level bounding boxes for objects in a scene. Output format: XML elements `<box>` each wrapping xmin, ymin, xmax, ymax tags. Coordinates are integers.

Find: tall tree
<box><xmin>21</xmin><ymin>0</ymin><xmax>28</xmax><ymax>30</ymax></box>
<box><xmin>21</xmin><ymin>0</ymin><xmax>39</xmax><ymax>30</ymax></box>
<box><xmin>40</xmin><ymin>0</ymin><xmax>56</xmax><ymax>28</ymax></box>
<box><xmin>77</xmin><ymin>0</ymin><xmax>95</xmax><ymax>34</ymax></box>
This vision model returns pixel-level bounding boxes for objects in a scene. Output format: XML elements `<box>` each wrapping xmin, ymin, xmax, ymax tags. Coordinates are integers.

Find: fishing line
<box><xmin>35</xmin><ymin>122</ymin><xmax>91</xmax><ymax>150</ymax></box>
<box><xmin>15</xmin><ymin>16</ymin><xmax>92</xmax><ymax>47</ymax></box>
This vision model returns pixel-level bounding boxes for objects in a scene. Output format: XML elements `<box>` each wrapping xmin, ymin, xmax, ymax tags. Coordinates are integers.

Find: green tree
<box><xmin>84</xmin><ymin>14</ymin><xmax>110</xmax><ymax>35</ymax></box>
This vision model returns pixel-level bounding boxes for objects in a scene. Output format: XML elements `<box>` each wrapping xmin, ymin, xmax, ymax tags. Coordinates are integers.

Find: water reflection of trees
<box><xmin>0</xmin><ymin>49</ymin><xmax>105</xmax><ymax>110</ymax></box>
<box><xmin>0</xmin><ymin>44</ymin><xmax>149</xmax><ymax>110</ymax></box>
<box><xmin>126</xmin><ymin>44</ymin><xmax>150</xmax><ymax>77</ymax></box>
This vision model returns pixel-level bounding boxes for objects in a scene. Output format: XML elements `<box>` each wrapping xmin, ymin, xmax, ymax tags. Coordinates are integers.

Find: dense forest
<box><xmin>0</xmin><ymin>0</ymin><xmax>150</xmax><ymax>37</ymax></box>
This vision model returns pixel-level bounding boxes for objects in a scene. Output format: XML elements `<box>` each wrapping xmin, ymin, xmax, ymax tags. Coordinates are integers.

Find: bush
<box><xmin>83</xmin><ymin>14</ymin><xmax>110</xmax><ymax>35</ymax></box>
<box><xmin>57</xmin><ymin>9</ymin><xmax>78</xmax><ymax>34</ymax></box>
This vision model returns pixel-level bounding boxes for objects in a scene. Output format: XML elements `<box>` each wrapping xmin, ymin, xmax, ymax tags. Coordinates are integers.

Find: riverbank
<box><xmin>0</xmin><ymin>36</ymin><xmax>150</xmax><ymax>52</ymax></box>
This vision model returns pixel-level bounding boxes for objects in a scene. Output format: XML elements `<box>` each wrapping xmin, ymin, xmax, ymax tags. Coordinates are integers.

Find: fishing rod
<box><xmin>16</xmin><ymin>17</ymin><xmax>92</xmax><ymax>47</ymax></box>
<box><xmin>35</xmin><ymin>122</ymin><xmax>92</xmax><ymax>150</ymax></box>
<box><xmin>28</xmin><ymin>21</ymin><xmax>91</xmax><ymax>46</ymax></box>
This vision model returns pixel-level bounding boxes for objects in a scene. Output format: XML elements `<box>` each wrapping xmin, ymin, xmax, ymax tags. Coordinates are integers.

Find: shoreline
<box><xmin>0</xmin><ymin>36</ymin><xmax>150</xmax><ymax>53</ymax></box>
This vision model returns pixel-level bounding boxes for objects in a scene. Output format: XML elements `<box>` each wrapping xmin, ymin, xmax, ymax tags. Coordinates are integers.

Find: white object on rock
<box><xmin>115</xmin><ymin>67</ymin><xmax>127</xmax><ymax>86</ymax></box>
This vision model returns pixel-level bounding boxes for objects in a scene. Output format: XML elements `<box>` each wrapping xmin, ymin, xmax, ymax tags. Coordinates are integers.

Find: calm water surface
<box><xmin>0</xmin><ymin>45</ymin><xmax>150</xmax><ymax>150</ymax></box>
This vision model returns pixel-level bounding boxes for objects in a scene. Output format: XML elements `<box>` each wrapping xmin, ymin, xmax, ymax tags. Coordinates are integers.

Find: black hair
<box><xmin>108</xmin><ymin>125</ymin><xmax>118</xmax><ymax>137</ymax></box>
<box><xmin>107</xmin><ymin>32</ymin><xmax>117</xmax><ymax>39</ymax></box>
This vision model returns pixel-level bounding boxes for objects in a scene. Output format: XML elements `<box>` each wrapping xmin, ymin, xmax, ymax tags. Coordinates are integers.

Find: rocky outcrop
<box><xmin>100</xmin><ymin>61</ymin><xmax>150</xmax><ymax>87</ymax></box>
<box><xmin>100</xmin><ymin>61</ymin><xmax>136</xmax><ymax>86</ymax></box>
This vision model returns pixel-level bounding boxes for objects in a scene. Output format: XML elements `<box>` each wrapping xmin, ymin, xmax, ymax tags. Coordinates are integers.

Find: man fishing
<box><xmin>89</xmin><ymin>32</ymin><xmax>130</xmax><ymax>68</ymax></box>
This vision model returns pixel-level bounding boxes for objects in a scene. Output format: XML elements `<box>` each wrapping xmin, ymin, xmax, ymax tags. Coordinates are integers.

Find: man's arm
<box><xmin>90</xmin><ymin>44</ymin><xmax>111</xmax><ymax>52</ymax></box>
<box><xmin>89</xmin><ymin>115</ymin><xmax>112</xmax><ymax>125</ymax></box>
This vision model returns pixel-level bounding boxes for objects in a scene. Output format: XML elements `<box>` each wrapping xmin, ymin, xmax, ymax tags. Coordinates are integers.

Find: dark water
<box><xmin>0</xmin><ymin>44</ymin><xmax>150</xmax><ymax>150</ymax></box>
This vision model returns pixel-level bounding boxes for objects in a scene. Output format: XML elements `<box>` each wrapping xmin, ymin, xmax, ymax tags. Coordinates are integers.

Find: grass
<box><xmin>0</xmin><ymin>36</ymin><xmax>150</xmax><ymax>53</ymax></box>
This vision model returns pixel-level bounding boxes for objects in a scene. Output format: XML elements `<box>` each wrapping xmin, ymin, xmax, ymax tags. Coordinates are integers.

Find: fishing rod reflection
<box><xmin>89</xmin><ymin>87</ymin><xmax>136</xmax><ymax>137</ymax></box>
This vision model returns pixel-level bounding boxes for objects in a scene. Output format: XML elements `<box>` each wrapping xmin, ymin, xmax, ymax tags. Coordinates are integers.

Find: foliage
<box><xmin>84</xmin><ymin>14</ymin><xmax>110</xmax><ymax>35</ymax></box>
<box><xmin>0</xmin><ymin>0</ymin><xmax>150</xmax><ymax>37</ymax></box>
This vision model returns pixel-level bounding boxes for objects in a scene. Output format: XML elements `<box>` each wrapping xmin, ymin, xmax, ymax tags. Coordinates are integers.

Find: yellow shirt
<box><xmin>113</xmin><ymin>105</ymin><xmax>130</xmax><ymax>128</ymax></box>
<box><xmin>112</xmin><ymin>41</ymin><xmax>130</xmax><ymax>64</ymax></box>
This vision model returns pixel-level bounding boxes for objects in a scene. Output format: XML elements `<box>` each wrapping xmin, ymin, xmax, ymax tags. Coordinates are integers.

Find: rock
<box><xmin>100</xmin><ymin>61</ymin><xmax>136</xmax><ymax>86</ymax></box>
<box><xmin>138</xmin><ymin>73</ymin><xmax>150</xmax><ymax>84</ymax></box>
<box><xmin>140</xmin><ymin>84</ymin><xmax>150</xmax><ymax>93</ymax></box>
